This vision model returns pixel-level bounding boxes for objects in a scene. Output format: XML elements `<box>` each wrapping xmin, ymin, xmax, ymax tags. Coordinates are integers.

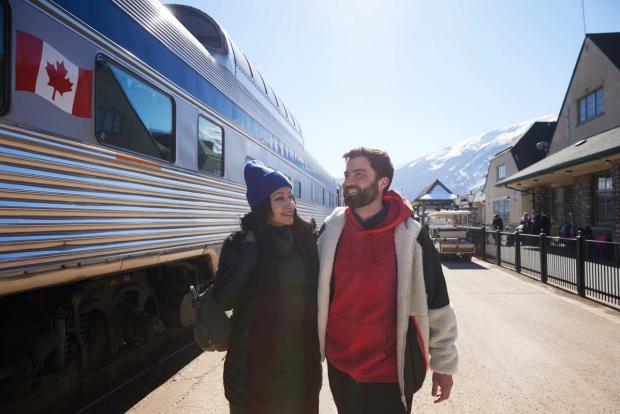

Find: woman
<box><xmin>213</xmin><ymin>160</ymin><xmax>321</xmax><ymax>414</ymax></box>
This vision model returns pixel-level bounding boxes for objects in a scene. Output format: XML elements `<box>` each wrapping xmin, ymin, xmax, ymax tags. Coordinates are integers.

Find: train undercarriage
<box><xmin>0</xmin><ymin>256</ymin><xmax>214</xmax><ymax>405</ymax></box>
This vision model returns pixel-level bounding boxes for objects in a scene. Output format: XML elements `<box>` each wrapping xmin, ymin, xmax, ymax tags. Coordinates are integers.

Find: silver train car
<box><xmin>0</xmin><ymin>0</ymin><xmax>338</xmax><ymax>389</ymax></box>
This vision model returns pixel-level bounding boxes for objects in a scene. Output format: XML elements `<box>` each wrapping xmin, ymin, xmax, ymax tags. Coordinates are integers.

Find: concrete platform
<box><xmin>123</xmin><ymin>259</ymin><xmax>620</xmax><ymax>413</ymax></box>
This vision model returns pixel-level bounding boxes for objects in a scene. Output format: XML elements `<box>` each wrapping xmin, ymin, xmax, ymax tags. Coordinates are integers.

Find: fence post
<box><xmin>540</xmin><ymin>231</ymin><xmax>548</xmax><ymax>283</ymax></box>
<box><xmin>576</xmin><ymin>230</ymin><xmax>586</xmax><ymax>297</ymax></box>
<box><xmin>515</xmin><ymin>229</ymin><xmax>521</xmax><ymax>273</ymax></box>
<box><xmin>481</xmin><ymin>225</ymin><xmax>486</xmax><ymax>260</ymax></box>
<box><xmin>496</xmin><ymin>229</ymin><xmax>502</xmax><ymax>266</ymax></box>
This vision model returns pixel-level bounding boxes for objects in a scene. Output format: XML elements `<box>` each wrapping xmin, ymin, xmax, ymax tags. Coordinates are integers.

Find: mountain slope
<box><xmin>392</xmin><ymin>116</ymin><xmax>556</xmax><ymax>199</ymax></box>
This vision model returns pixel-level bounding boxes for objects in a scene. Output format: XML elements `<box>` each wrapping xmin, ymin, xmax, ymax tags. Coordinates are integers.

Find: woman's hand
<box><xmin>243</xmin><ymin>230</ymin><xmax>255</xmax><ymax>243</ymax></box>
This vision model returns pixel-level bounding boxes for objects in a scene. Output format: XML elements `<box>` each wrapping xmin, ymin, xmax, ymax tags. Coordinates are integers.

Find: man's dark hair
<box><xmin>343</xmin><ymin>147</ymin><xmax>394</xmax><ymax>193</ymax></box>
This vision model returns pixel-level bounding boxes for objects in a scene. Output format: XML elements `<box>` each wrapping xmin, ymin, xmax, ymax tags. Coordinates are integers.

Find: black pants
<box><xmin>328</xmin><ymin>363</ymin><xmax>412</xmax><ymax>414</ymax></box>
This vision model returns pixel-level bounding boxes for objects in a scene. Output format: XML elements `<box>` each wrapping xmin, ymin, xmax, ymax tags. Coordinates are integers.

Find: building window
<box><xmin>198</xmin><ymin>116</ymin><xmax>224</xmax><ymax>176</ymax></box>
<box><xmin>579</xmin><ymin>88</ymin><xmax>604</xmax><ymax>123</ymax></box>
<box><xmin>294</xmin><ymin>180</ymin><xmax>302</xmax><ymax>199</ymax></box>
<box><xmin>493</xmin><ymin>199</ymin><xmax>509</xmax><ymax>225</ymax></box>
<box><xmin>595</xmin><ymin>174</ymin><xmax>613</xmax><ymax>225</ymax></box>
<box><xmin>95</xmin><ymin>56</ymin><xmax>174</xmax><ymax>162</ymax></box>
<box><xmin>497</xmin><ymin>164</ymin><xmax>506</xmax><ymax>180</ymax></box>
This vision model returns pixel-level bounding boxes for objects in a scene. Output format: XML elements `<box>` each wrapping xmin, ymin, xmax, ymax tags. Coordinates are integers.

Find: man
<box><xmin>317</xmin><ymin>148</ymin><xmax>458</xmax><ymax>414</ymax></box>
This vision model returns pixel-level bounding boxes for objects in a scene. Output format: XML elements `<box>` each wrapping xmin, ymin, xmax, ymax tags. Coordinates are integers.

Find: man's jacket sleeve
<box><xmin>212</xmin><ymin>236</ymin><xmax>257</xmax><ymax>311</ymax></box>
<box><xmin>417</xmin><ymin>228</ymin><xmax>459</xmax><ymax>374</ymax></box>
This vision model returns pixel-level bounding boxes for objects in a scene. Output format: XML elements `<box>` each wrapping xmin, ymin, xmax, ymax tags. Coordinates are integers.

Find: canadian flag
<box><xmin>15</xmin><ymin>30</ymin><xmax>92</xmax><ymax>118</ymax></box>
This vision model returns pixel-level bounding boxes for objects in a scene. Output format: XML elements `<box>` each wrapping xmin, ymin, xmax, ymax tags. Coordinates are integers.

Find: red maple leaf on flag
<box><xmin>45</xmin><ymin>61</ymin><xmax>73</xmax><ymax>100</ymax></box>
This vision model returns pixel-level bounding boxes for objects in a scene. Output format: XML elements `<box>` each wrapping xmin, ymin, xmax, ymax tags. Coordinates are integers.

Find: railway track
<box><xmin>0</xmin><ymin>328</ymin><xmax>199</xmax><ymax>414</ymax></box>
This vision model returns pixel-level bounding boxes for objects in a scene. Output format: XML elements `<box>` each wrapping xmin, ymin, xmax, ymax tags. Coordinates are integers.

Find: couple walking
<box><xmin>212</xmin><ymin>147</ymin><xmax>459</xmax><ymax>414</ymax></box>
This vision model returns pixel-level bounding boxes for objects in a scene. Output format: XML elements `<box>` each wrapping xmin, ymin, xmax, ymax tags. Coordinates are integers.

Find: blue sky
<box><xmin>169</xmin><ymin>0</ymin><xmax>620</xmax><ymax>178</ymax></box>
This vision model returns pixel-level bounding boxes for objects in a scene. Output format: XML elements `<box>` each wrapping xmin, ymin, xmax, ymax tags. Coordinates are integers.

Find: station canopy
<box><xmin>497</xmin><ymin>125</ymin><xmax>620</xmax><ymax>188</ymax></box>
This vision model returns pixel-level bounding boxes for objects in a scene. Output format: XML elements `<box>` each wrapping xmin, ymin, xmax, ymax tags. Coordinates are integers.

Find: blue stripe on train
<box><xmin>52</xmin><ymin>0</ymin><xmax>336</xmax><ymax>190</ymax></box>
<box><xmin>53</xmin><ymin>0</ymin><xmax>272</xmax><ymax>140</ymax></box>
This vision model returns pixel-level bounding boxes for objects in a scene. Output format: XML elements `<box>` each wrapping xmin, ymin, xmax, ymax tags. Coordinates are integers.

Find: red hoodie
<box><xmin>326</xmin><ymin>191</ymin><xmax>413</xmax><ymax>382</ymax></box>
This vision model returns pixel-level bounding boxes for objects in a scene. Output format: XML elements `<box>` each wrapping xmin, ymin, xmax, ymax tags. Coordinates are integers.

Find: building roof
<box><xmin>547</xmin><ymin>32</ymin><xmax>620</xmax><ymax>144</ymax></box>
<box><xmin>414</xmin><ymin>179</ymin><xmax>459</xmax><ymax>201</ymax></box>
<box><xmin>589</xmin><ymin>32</ymin><xmax>620</xmax><ymax>71</ymax></box>
<box><xmin>498</xmin><ymin>125</ymin><xmax>620</xmax><ymax>186</ymax></box>
<box><xmin>511</xmin><ymin>121</ymin><xmax>556</xmax><ymax>170</ymax></box>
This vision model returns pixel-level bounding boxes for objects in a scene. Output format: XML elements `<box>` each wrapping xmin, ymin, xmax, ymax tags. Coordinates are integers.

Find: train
<box><xmin>0</xmin><ymin>0</ymin><xmax>338</xmax><ymax>397</ymax></box>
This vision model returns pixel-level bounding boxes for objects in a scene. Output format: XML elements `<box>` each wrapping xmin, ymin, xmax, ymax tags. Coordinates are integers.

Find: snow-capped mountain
<box><xmin>392</xmin><ymin>115</ymin><xmax>556</xmax><ymax>199</ymax></box>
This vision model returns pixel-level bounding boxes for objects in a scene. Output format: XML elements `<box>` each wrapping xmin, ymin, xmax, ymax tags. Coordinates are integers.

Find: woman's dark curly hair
<box><xmin>240</xmin><ymin>197</ymin><xmax>314</xmax><ymax>234</ymax></box>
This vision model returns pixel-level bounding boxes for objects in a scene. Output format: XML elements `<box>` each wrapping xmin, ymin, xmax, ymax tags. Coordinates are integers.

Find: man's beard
<box><xmin>343</xmin><ymin>180</ymin><xmax>380</xmax><ymax>208</ymax></box>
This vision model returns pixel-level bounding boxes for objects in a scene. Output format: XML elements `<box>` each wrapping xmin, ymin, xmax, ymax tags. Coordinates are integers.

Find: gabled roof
<box><xmin>414</xmin><ymin>179</ymin><xmax>458</xmax><ymax>201</ymax></box>
<box><xmin>589</xmin><ymin>32</ymin><xmax>620</xmax><ymax>71</ymax></box>
<box><xmin>549</xmin><ymin>32</ymin><xmax>620</xmax><ymax>143</ymax></box>
<box><xmin>488</xmin><ymin>121</ymin><xmax>556</xmax><ymax>178</ymax></box>
<box><xmin>511</xmin><ymin>121</ymin><xmax>556</xmax><ymax>170</ymax></box>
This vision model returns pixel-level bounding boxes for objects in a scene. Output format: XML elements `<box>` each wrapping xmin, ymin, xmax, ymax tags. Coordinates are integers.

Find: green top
<box><xmin>266</xmin><ymin>225</ymin><xmax>306</xmax><ymax>411</ymax></box>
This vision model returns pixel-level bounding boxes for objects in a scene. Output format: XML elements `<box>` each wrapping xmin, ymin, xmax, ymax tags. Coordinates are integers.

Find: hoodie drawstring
<box><xmin>372</xmin><ymin>233</ymin><xmax>379</xmax><ymax>264</ymax></box>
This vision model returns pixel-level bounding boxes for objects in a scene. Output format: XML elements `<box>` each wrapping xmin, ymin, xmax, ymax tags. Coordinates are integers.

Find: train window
<box><xmin>315</xmin><ymin>185</ymin><xmax>324</xmax><ymax>205</ymax></box>
<box><xmin>294</xmin><ymin>180</ymin><xmax>302</xmax><ymax>199</ymax></box>
<box><xmin>0</xmin><ymin>1</ymin><xmax>7</xmax><ymax>114</ymax></box>
<box><xmin>166</xmin><ymin>5</ymin><xmax>226</xmax><ymax>54</ymax></box>
<box><xmin>95</xmin><ymin>57</ymin><xmax>174</xmax><ymax>162</ymax></box>
<box><xmin>198</xmin><ymin>116</ymin><xmax>224</xmax><ymax>176</ymax></box>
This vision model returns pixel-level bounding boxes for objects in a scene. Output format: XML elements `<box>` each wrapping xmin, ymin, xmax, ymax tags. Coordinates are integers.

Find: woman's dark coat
<box><xmin>212</xmin><ymin>219</ymin><xmax>321</xmax><ymax>414</ymax></box>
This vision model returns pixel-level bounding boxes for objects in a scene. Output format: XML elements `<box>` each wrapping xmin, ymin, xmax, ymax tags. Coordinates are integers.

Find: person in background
<box><xmin>492</xmin><ymin>214</ymin><xmax>504</xmax><ymax>231</ymax></box>
<box><xmin>532</xmin><ymin>210</ymin><xmax>542</xmax><ymax>235</ymax></box>
<box><xmin>213</xmin><ymin>160</ymin><xmax>321</xmax><ymax>414</ymax></box>
<box><xmin>317</xmin><ymin>147</ymin><xmax>458</xmax><ymax>414</ymax></box>
<box><xmin>520</xmin><ymin>212</ymin><xmax>531</xmax><ymax>234</ymax></box>
<box><xmin>540</xmin><ymin>212</ymin><xmax>551</xmax><ymax>236</ymax></box>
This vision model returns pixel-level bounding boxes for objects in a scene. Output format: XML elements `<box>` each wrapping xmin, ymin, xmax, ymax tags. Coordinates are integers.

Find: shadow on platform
<box><xmin>441</xmin><ymin>260</ymin><xmax>488</xmax><ymax>270</ymax></box>
<box><xmin>65</xmin><ymin>340</ymin><xmax>202</xmax><ymax>414</ymax></box>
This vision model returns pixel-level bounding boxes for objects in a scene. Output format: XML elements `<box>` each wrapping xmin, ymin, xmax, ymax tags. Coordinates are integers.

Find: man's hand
<box><xmin>431</xmin><ymin>372</ymin><xmax>453</xmax><ymax>403</ymax></box>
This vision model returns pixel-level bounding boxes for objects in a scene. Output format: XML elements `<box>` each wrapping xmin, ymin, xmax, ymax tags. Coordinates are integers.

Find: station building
<box><xmin>498</xmin><ymin>32</ymin><xmax>620</xmax><ymax>241</ymax></box>
<box><xmin>482</xmin><ymin>121</ymin><xmax>556</xmax><ymax>229</ymax></box>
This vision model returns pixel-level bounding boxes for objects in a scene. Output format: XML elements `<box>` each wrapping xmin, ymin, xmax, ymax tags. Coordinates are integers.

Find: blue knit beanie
<box><xmin>244</xmin><ymin>160</ymin><xmax>292</xmax><ymax>209</ymax></box>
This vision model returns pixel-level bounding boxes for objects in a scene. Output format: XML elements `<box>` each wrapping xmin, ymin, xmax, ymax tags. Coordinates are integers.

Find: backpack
<box><xmin>190</xmin><ymin>285</ymin><xmax>231</xmax><ymax>352</ymax></box>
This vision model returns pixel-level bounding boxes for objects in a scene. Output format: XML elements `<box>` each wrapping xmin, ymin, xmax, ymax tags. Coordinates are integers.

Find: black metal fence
<box><xmin>466</xmin><ymin>227</ymin><xmax>620</xmax><ymax>309</ymax></box>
